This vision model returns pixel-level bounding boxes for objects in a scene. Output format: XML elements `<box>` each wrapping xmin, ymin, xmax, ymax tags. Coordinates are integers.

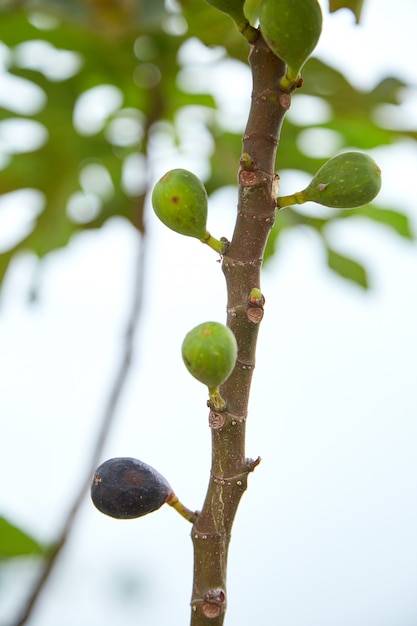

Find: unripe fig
<box><xmin>205</xmin><ymin>0</ymin><xmax>245</xmax><ymax>24</ymax></box>
<box><xmin>91</xmin><ymin>457</ymin><xmax>172</xmax><ymax>520</ymax></box>
<box><xmin>204</xmin><ymin>0</ymin><xmax>258</xmax><ymax>42</ymax></box>
<box><xmin>152</xmin><ymin>168</ymin><xmax>208</xmax><ymax>239</ymax></box>
<box><xmin>259</xmin><ymin>0</ymin><xmax>322</xmax><ymax>88</ymax></box>
<box><xmin>301</xmin><ymin>152</ymin><xmax>382</xmax><ymax>208</ymax></box>
<box><xmin>182</xmin><ymin>321</ymin><xmax>237</xmax><ymax>390</ymax></box>
<box><xmin>152</xmin><ymin>169</ymin><xmax>226</xmax><ymax>254</ymax></box>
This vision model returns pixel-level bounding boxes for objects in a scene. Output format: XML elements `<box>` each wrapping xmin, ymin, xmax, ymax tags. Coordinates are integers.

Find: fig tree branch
<box><xmin>12</xmin><ymin>217</ymin><xmax>147</xmax><ymax>626</ymax></box>
<box><xmin>189</xmin><ymin>33</ymin><xmax>291</xmax><ymax>625</ymax></box>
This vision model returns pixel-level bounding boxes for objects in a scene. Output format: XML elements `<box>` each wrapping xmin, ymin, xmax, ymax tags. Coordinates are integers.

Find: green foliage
<box><xmin>0</xmin><ymin>517</ymin><xmax>45</xmax><ymax>560</ymax></box>
<box><xmin>264</xmin><ymin>58</ymin><xmax>415</xmax><ymax>286</ymax></box>
<box><xmin>204</xmin><ymin>0</ymin><xmax>246</xmax><ymax>26</ymax></box>
<box><xmin>329</xmin><ymin>0</ymin><xmax>365</xmax><ymax>23</ymax></box>
<box><xmin>326</xmin><ymin>246</ymin><xmax>368</xmax><ymax>288</ymax></box>
<box><xmin>178</xmin><ymin>0</ymin><xmax>250</xmax><ymax>60</ymax></box>
<box><xmin>0</xmin><ymin>1</ymin><xmax>415</xmax><ymax>293</ymax></box>
<box><xmin>0</xmin><ymin>8</ymin><xmax>215</xmax><ymax>286</ymax></box>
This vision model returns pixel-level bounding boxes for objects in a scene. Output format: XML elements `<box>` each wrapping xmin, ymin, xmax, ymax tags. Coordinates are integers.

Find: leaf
<box><xmin>0</xmin><ymin>6</ymin><xmax>415</xmax><ymax>291</ymax></box>
<box><xmin>328</xmin><ymin>0</ymin><xmax>365</xmax><ymax>23</ymax></box>
<box><xmin>178</xmin><ymin>0</ymin><xmax>250</xmax><ymax>61</ymax></box>
<box><xmin>0</xmin><ymin>0</ymin><xmax>168</xmax><ymax>34</ymax></box>
<box><xmin>0</xmin><ymin>11</ymin><xmax>217</xmax><ymax>290</ymax></box>
<box><xmin>326</xmin><ymin>247</ymin><xmax>368</xmax><ymax>288</ymax></box>
<box><xmin>206</xmin><ymin>131</ymin><xmax>242</xmax><ymax>194</ymax></box>
<box><xmin>300</xmin><ymin>59</ymin><xmax>413</xmax><ymax>150</ymax></box>
<box><xmin>264</xmin><ymin>208</ymin><xmax>327</xmax><ymax>265</ymax></box>
<box><xmin>340</xmin><ymin>205</ymin><xmax>415</xmax><ymax>240</ymax></box>
<box><xmin>0</xmin><ymin>517</ymin><xmax>45</xmax><ymax>560</ymax></box>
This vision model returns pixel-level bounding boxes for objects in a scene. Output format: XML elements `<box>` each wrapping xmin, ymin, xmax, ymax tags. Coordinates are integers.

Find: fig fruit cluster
<box><xmin>91</xmin><ymin>457</ymin><xmax>172</xmax><ymax>520</ymax></box>
<box><xmin>182</xmin><ymin>321</ymin><xmax>237</xmax><ymax>391</ymax></box>
<box><xmin>259</xmin><ymin>0</ymin><xmax>322</xmax><ymax>89</ymax></box>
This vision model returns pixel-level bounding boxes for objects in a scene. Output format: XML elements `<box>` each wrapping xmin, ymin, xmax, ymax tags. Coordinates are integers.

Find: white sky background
<box><xmin>1</xmin><ymin>1</ymin><xmax>417</xmax><ymax>625</ymax></box>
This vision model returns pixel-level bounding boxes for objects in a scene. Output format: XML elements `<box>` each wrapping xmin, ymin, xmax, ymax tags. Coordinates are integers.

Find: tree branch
<box><xmin>190</xmin><ymin>34</ymin><xmax>290</xmax><ymax>625</ymax></box>
<box><xmin>12</xmin><ymin>209</ymin><xmax>147</xmax><ymax>626</ymax></box>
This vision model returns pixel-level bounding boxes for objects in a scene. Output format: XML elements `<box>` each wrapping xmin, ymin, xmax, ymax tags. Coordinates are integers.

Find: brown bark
<box><xmin>190</xmin><ymin>33</ymin><xmax>291</xmax><ymax>625</ymax></box>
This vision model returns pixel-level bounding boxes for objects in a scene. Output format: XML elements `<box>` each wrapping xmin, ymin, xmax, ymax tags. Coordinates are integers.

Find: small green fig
<box><xmin>300</xmin><ymin>152</ymin><xmax>382</xmax><ymax>208</ymax></box>
<box><xmin>91</xmin><ymin>457</ymin><xmax>172</xmax><ymax>520</ymax></box>
<box><xmin>205</xmin><ymin>0</ymin><xmax>245</xmax><ymax>23</ymax></box>
<box><xmin>182</xmin><ymin>321</ymin><xmax>237</xmax><ymax>390</ymax></box>
<box><xmin>259</xmin><ymin>0</ymin><xmax>322</xmax><ymax>89</ymax></box>
<box><xmin>152</xmin><ymin>169</ymin><xmax>226</xmax><ymax>254</ymax></box>
<box><xmin>152</xmin><ymin>168</ymin><xmax>208</xmax><ymax>239</ymax></box>
<box><xmin>204</xmin><ymin>0</ymin><xmax>258</xmax><ymax>42</ymax></box>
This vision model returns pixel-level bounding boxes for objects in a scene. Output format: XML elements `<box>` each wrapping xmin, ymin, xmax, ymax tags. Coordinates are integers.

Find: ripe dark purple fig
<box><xmin>91</xmin><ymin>457</ymin><xmax>172</xmax><ymax>520</ymax></box>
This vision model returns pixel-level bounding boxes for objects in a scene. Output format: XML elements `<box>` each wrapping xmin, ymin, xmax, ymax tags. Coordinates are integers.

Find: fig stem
<box><xmin>166</xmin><ymin>493</ymin><xmax>199</xmax><ymax>524</ymax></box>
<box><xmin>237</xmin><ymin>20</ymin><xmax>259</xmax><ymax>44</ymax></box>
<box><xmin>208</xmin><ymin>387</ymin><xmax>226</xmax><ymax>411</ymax></box>
<box><xmin>276</xmin><ymin>190</ymin><xmax>305</xmax><ymax>208</ymax></box>
<box><xmin>200</xmin><ymin>232</ymin><xmax>228</xmax><ymax>255</ymax></box>
<box><xmin>280</xmin><ymin>70</ymin><xmax>300</xmax><ymax>92</ymax></box>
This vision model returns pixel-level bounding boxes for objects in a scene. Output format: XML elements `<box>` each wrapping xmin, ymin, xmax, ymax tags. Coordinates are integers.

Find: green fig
<box><xmin>259</xmin><ymin>0</ymin><xmax>322</xmax><ymax>89</ymax></box>
<box><xmin>301</xmin><ymin>152</ymin><xmax>381</xmax><ymax>208</ymax></box>
<box><xmin>204</xmin><ymin>0</ymin><xmax>258</xmax><ymax>41</ymax></box>
<box><xmin>277</xmin><ymin>152</ymin><xmax>382</xmax><ymax>209</ymax></box>
<box><xmin>152</xmin><ymin>168</ymin><xmax>208</xmax><ymax>239</ymax></box>
<box><xmin>152</xmin><ymin>169</ymin><xmax>226</xmax><ymax>254</ymax></box>
<box><xmin>182</xmin><ymin>321</ymin><xmax>237</xmax><ymax>391</ymax></box>
<box><xmin>205</xmin><ymin>0</ymin><xmax>245</xmax><ymax>23</ymax></box>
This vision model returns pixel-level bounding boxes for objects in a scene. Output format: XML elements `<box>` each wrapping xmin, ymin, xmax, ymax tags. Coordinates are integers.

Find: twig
<box><xmin>12</xmin><ymin>214</ymin><xmax>147</xmax><ymax>626</ymax></box>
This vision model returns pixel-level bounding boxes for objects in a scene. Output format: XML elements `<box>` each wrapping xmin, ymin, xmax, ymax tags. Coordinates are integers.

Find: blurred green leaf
<box><xmin>0</xmin><ymin>0</ymin><xmax>168</xmax><ymax>33</ymax></box>
<box><xmin>299</xmin><ymin>59</ymin><xmax>416</xmax><ymax>149</ymax></box>
<box><xmin>341</xmin><ymin>205</ymin><xmax>415</xmax><ymax>239</ymax></box>
<box><xmin>326</xmin><ymin>246</ymin><xmax>368</xmax><ymax>288</ymax></box>
<box><xmin>264</xmin><ymin>202</ymin><xmax>414</xmax><ymax>279</ymax></box>
<box><xmin>264</xmin><ymin>207</ymin><xmax>326</xmax><ymax>263</ymax></box>
<box><xmin>0</xmin><ymin>10</ymin><xmax>216</xmax><ymax>286</ymax></box>
<box><xmin>328</xmin><ymin>0</ymin><xmax>365</xmax><ymax>23</ymax></box>
<box><xmin>0</xmin><ymin>1</ymin><xmax>416</xmax><ymax>290</ymax></box>
<box><xmin>207</xmin><ymin>131</ymin><xmax>242</xmax><ymax>193</ymax></box>
<box><xmin>178</xmin><ymin>0</ymin><xmax>250</xmax><ymax>61</ymax></box>
<box><xmin>0</xmin><ymin>516</ymin><xmax>45</xmax><ymax>560</ymax></box>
